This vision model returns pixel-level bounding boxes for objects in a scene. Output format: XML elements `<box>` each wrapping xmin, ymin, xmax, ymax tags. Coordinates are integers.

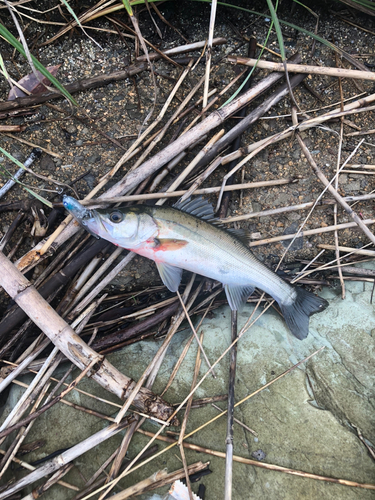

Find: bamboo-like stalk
<box><xmin>67</xmin><ymin>251</ymin><xmax>135</xmax><ymax>319</ymax></box>
<box><xmin>65</xmin><ymin>246</ymin><xmax>123</xmax><ymax>319</ymax></box>
<box><xmin>228</xmin><ymin>56</ymin><xmax>375</xmax><ymax>81</ymax></box>
<box><xmin>82</xmin><ymin>327</ymin><xmax>320</xmax><ymax>500</ymax></box>
<box><xmin>135</xmin><ymin>37</ymin><xmax>227</xmax><ymax>62</ymax></box>
<box><xmin>180</xmin><ymin>156</ymin><xmax>223</xmax><ymax>202</ymax></box>
<box><xmin>221</xmin><ymin>193</ymin><xmax>375</xmax><ymax>223</ymax></box>
<box><xmin>161</xmin><ymin>293</ymin><xmax>216</xmax><ymax>397</ymax></box>
<box><xmin>157</xmin><ymin>129</ymin><xmax>224</xmax><ymax>205</ymax></box>
<box><xmin>224</xmin><ymin>310</ymin><xmax>237</xmax><ymax>500</ymax></box>
<box><xmin>21</xmin><ymin>464</ymin><xmax>74</xmax><ymax>500</ymax></box>
<box><xmin>178</xmin><ymin>327</ymin><xmax>203</xmax><ymax>500</ymax></box>
<box><xmin>0</xmin><ymin>337</ymin><xmax>50</xmax><ymax>393</ymax></box>
<box><xmin>0</xmin><ymin>380</ymin><xmax>50</xmax><ymax>479</ymax></box>
<box><xmin>212</xmin><ymin>403</ymin><xmax>257</xmax><ymax>436</ymax></box>
<box><xmin>318</xmin><ymin>244</ymin><xmax>375</xmax><ymax>256</ymax></box>
<box><xmin>0</xmin><ymin>419</ymin><xmax>134</xmax><ymax>500</ymax></box>
<box><xmin>110</xmin><ymin>461</ymin><xmax>209</xmax><ymax>500</ymax></box>
<box><xmin>296</xmin><ymin>135</ymin><xmax>375</xmax><ymax>245</ymax></box>
<box><xmin>0</xmin><ymin>252</ymin><xmax>177</xmax><ymax>423</ymax></box>
<box><xmin>138</xmin><ymin>428</ymin><xmax>375</xmax><ymax>491</ymax></box>
<box><xmin>112</xmin><ymin>276</ymin><xmax>198</xmax><ymax>426</ymax></box>
<box><xmin>176</xmin><ymin>290</ymin><xmax>215</xmax><ymax>377</ymax></box>
<box><xmin>0</xmin><ymin>450</ymin><xmax>79</xmax><ymax>492</ymax></box>
<box><xmin>249</xmin><ymin>219</ymin><xmax>375</xmax><ymax>247</ymax></box>
<box><xmin>78</xmin><ymin>178</ymin><xmax>296</xmax><ymax>206</ymax></box>
<box><xmin>202</xmin><ymin>0</ymin><xmax>217</xmax><ymax>109</ymax></box>
<box><xmin>220</xmin><ymin>92</ymin><xmax>375</xmax><ymax>169</ymax></box>
<box><xmin>0</xmin><ymin>346</ymin><xmax>59</xmax><ymax>441</ymax></box>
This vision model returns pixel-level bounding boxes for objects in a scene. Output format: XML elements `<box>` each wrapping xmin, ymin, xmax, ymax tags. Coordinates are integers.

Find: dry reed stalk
<box><xmin>0</xmin><ymin>358</ymin><xmax>97</xmax><ymax>440</ymax></box>
<box><xmin>221</xmin><ymin>193</ymin><xmax>375</xmax><ymax>223</ymax></box>
<box><xmin>177</xmin><ymin>330</ymin><xmax>203</xmax><ymax>500</ymax></box>
<box><xmin>135</xmin><ymin>37</ymin><xmax>227</xmax><ymax>62</ymax></box>
<box><xmin>318</xmin><ymin>244</ymin><xmax>375</xmax><ymax>256</ymax></box>
<box><xmin>224</xmin><ymin>309</ymin><xmax>237</xmax><ymax>500</ymax></box>
<box><xmin>110</xmin><ymin>461</ymin><xmax>209</xmax><ymax>500</ymax></box>
<box><xmin>0</xmin><ymin>252</ymin><xmax>176</xmax><ymax>423</ymax></box>
<box><xmin>111</xmin><ymin>275</ymin><xmax>196</xmax><ymax>427</ymax></box>
<box><xmin>0</xmin><ymin>418</ymin><xmax>134</xmax><ymax>500</ymax></box>
<box><xmin>211</xmin><ymin>404</ymin><xmax>257</xmax><ymax>437</ymax></box>
<box><xmin>0</xmin><ymin>337</ymin><xmax>50</xmax><ymax>393</ymax></box>
<box><xmin>138</xmin><ymin>428</ymin><xmax>375</xmax><ymax>490</ymax></box>
<box><xmin>125</xmin><ymin>61</ymin><xmax>195</xmax><ymax>174</ymax></box>
<box><xmin>3</xmin><ymin>133</ymin><xmax>62</xmax><ymax>158</ymax></box>
<box><xmin>21</xmin><ymin>464</ymin><xmax>74</xmax><ymax>500</ymax></box>
<box><xmin>0</xmin><ymin>449</ymin><xmax>79</xmax><ymax>492</ymax></box>
<box><xmin>341</xmin><ymin>169</ymin><xmax>375</xmax><ymax>175</ymax></box>
<box><xmin>81</xmin><ymin>178</ymin><xmax>295</xmax><ymax>206</ymax></box>
<box><xmin>344</xmin><ymin>164</ymin><xmax>375</xmax><ymax>168</ymax></box>
<box><xmin>125</xmin><ymin>347</ymin><xmax>324</xmax><ymax>483</ymax></box>
<box><xmin>333</xmin><ymin>108</ymin><xmax>345</xmax><ymax>298</ymax></box>
<box><xmin>221</xmin><ymin>92</ymin><xmax>375</xmax><ymax>169</ymax></box>
<box><xmin>110</xmin><ymin>470</ymin><xmax>168</xmax><ymax>500</ymax></box>
<box><xmin>296</xmin><ymin>134</ymin><xmax>375</xmax><ymax>245</ymax></box>
<box><xmin>180</xmin><ymin>156</ymin><xmax>223</xmax><ymax>202</ymax></box>
<box><xmin>161</xmin><ymin>294</ymin><xmax>216</xmax><ymax>397</ymax></box>
<box><xmin>202</xmin><ymin>0</ymin><xmax>217</xmax><ymax>109</ymax></box>
<box><xmin>0</xmin><ymin>380</ymin><xmax>50</xmax><ymax>479</ymax></box>
<box><xmin>67</xmin><ymin>251</ymin><xmax>135</xmax><ymax>318</ymax></box>
<box><xmin>0</xmin><ymin>346</ymin><xmax>59</xmax><ymax>443</ymax></box>
<box><xmin>147</xmin><ymin>277</ymin><xmax>201</xmax><ymax>390</ymax></box>
<box><xmin>249</xmin><ymin>219</ymin><xmax>375</xmax><ymax>247</ymax></box>
<box><xmin>228</xmin><ymin>56</ymin><xmax>375</xmax><ymax>81</ymax></box>
<box><xmin>176</xmin><ymin>290</ymin><xmax>215</xmax><ymax>376</ymax></box>
<box><xmin>157</xmin><ymin>129</ymin><xmax>225</xmax><ymax>205</ymax></box>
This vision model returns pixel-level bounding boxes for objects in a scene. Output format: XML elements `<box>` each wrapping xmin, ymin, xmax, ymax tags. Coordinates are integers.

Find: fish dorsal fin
<box><xmin>173</xmin><ymin>196</ymin><xmax>215</xmax><ymax>220</ymax></box>
<box><xmin>226</xmin><ymin>228</ymin><xmax>252</xmax><ymax>246</ymax></box>
<box><xmin>156</xmin><ymin>262</ymin><xmax>183</xmax><ymax>292</ymax></box>
<box><xmin>224</xmin><ymin>284</ymin><xmax>255</xmax><ymax>311</ymax></box>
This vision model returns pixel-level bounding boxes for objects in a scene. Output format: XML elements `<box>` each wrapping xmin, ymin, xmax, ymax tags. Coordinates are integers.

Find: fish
<box><xmin>63</xmin><ymin>195</ymin><xmax>328</xmax><ymax>339</ymax></box>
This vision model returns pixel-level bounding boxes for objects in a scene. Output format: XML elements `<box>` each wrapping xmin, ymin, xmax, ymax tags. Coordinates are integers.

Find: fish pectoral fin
<box><xmin>155</xmin><ymin>238</ymin><xmax>188</xmax><ymax>250</ymax></box>
<box><xmin>224</xmin><ymin>284</ymin><xmax>255</xmax><ymax>311</ymax></box>
<box><xmin>156</xmin><ymin>262</ymin><xmax>183</xmax><ymax>292</ymax></box>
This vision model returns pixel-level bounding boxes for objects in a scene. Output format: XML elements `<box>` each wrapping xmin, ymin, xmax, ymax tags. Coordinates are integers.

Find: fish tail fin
<box><xmin>279</xmin><ymin>287</ymin><xmax>328</xmax><ymax>340</ymax></box>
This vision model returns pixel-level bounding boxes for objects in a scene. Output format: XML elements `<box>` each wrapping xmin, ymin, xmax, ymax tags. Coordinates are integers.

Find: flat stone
<box><xmin>1</xmin><ymin>276</ymin><xmax>375</xmax><ymax>500</ymax></box>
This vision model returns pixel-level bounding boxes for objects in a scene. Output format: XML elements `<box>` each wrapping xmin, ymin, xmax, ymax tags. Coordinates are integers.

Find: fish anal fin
<box><xmin>155</xmin><ymin>238</ymin><xmax>188</xmax><ymax>251</ymax></box>
<box><xmin>156</xmin><ymin>262</ymin><xmax>183</xmax><ymax>292</ymax></box>
<box><xmin>224</xmin><ymin>284</ymin><xmax>255</xmax><ymax>311</ymax></box>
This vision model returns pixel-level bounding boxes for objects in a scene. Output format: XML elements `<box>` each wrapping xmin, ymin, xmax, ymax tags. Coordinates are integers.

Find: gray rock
<box><xmin>345</xmin><ymin>181</ymin><xmax>361</xmax><ymax>192</ymax></box>
<box><xmin>87</xmin><ymin>153</ymin><xmax>101</xmax><ymax>164</ymax></box>
<box><xmin>65</xmin><ymin>124</ymin><xmax>77</xmax><ymax>134</ymax></box>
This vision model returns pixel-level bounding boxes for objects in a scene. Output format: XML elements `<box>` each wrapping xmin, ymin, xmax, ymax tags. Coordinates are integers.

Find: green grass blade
<box><xmin>0</xmin><ymin>146</ymin><xmax>52</xmax><ymax>207</ymax></box>
<box><xmin>0</xmin><ymin>23</ymin><xmax>77</xmax><ymax>105</ymax></box>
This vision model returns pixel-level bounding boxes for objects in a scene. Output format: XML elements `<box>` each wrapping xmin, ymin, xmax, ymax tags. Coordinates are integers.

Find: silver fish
<box><xmin>63</xmin><ymin>196</ymin><xmax>328</xmax><ymax>339</ymax></box>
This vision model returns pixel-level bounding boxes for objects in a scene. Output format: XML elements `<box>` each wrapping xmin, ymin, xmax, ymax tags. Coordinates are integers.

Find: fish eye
<box><xmin>109</xmin><ymin>210</ymin><xmax>123</xmax><ymax>223</ymax></box>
